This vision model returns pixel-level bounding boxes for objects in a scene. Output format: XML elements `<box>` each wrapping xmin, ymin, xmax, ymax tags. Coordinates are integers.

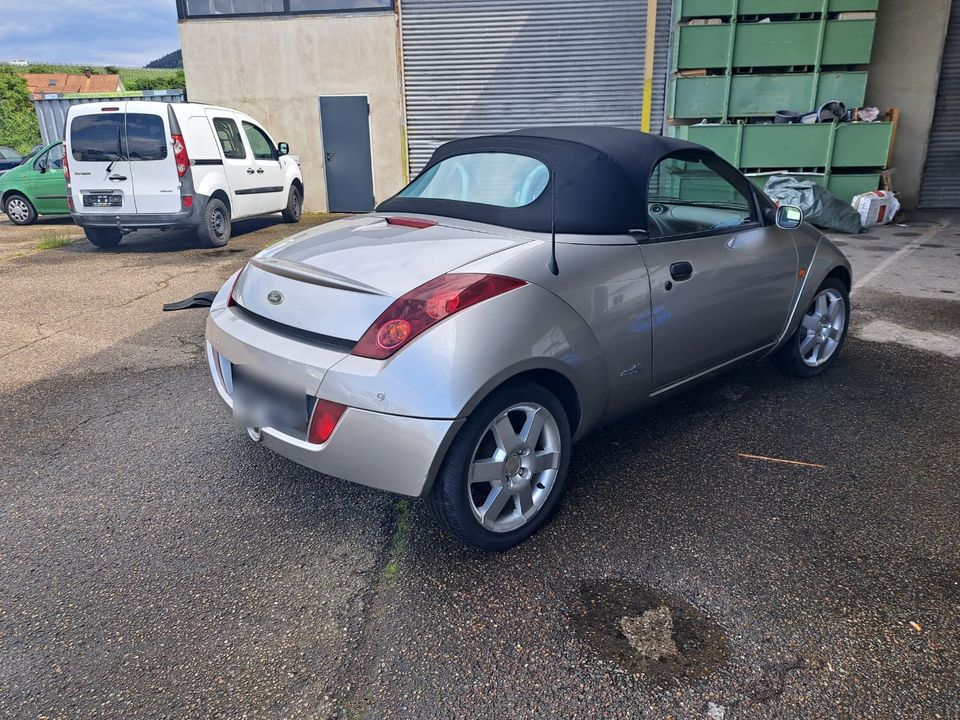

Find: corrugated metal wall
<box><xmin>33</xmin><ymin>90</ymin><xmax>186</xmax><ymax>145</ymax></box>
<box><xmin>399</xmin><ymin>0</ymin><xmax>672</xmax><ymax>174</ymax></box>
<box><xmin>919</xmin><ymin>1</ymin><xmax>960</xmax><ymax>208</ymax></box>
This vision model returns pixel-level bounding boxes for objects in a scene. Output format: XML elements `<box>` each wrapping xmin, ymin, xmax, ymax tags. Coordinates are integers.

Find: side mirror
<box><xmin>776</xmin><ymin>205</ymin><xmax>803</xmax><ymax>230</ymax></box>
<box><xmin>277</xmin><ymin>142</ymin><xmax>289</xmax><ymax>157</ymax></box>
<box><xmin>38</xmin><ymin>161</ymin><xmax>47</xmax><ymax>173</ymax></box>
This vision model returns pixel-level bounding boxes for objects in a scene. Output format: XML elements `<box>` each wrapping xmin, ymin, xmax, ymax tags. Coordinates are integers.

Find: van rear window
<box><xmin>71</xmin><ymin>113</ymin><xmax>167</xmax><ymax>162</ymax></box>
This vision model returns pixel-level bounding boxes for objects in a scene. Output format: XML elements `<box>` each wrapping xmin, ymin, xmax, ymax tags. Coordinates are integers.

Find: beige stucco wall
<box><xmin>179</xmin><ymin>12</ymin><xmax>406</xmax><ymax>212</ymax></box>
<box><xmin>866</xmin><ymin>0</ymin><xmax>951</xmax><ymax>208</ymax></box>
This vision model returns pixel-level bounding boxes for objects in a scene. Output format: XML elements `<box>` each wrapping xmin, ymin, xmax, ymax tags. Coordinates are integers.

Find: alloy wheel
<box><xmin>6</xmin><ymin>197</ymin><xmax>30</xmax><ymax>223</ymax></box>
<box><xmin>799</xmin><ymin>288</ymin><xmax>846</xmax><ymax>367</ymax></box>
<box><xmin>468</xmin><ymin>402</ymin><xmax>562</xmax><ymax>533</ymax></box>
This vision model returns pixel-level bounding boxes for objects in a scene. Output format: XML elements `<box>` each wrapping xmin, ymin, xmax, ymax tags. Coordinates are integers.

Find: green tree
<box><xmin>0</xmin><ymin>70</ymin><xmax>41</xmax><ymax>154</ymax></box>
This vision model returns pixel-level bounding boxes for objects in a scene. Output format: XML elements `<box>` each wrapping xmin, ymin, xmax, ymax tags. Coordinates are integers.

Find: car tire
<box><xmin>198</xmin><ymin>198</ymin><xmax>231</xmax><ymax>248</ymax></box>
<box><xmin>426</xmin><ymin>381</ymin><xmax>572</xmax><ymax>551</ymax></box>
<box><xmin>84</xmin><ymin>227</ymin><xmax>123</xmax><ymax>247</ymax></box>
<box><xmin>773</xmin><ymin>276</ymin><xmax>850</xmax><ymax>378</ymax></box>
<box><xmin>281</xmin><ymin>185</ymin><xmax>302</xmax><ymax>224</ymax></box>
<box><xmin>4</xmin><ymin>194</ymin><xmax>37</xmax><ymax>226</ymax></box>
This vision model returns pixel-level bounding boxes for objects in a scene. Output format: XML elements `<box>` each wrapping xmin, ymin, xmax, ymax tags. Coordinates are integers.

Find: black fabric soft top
<box><xmin>376</xmin><ymin>126</ymin><xmax>711</xmax><ymax>235</ymax></box>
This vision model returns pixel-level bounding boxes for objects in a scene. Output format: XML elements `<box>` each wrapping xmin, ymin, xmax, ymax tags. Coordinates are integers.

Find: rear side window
<box><xmin>70</xmin><ymin>113</ymin><xmax>167</xmax><ymax>162</ymax></box>
<box><xmin>214</xmin><ymin>118</ymin><xmax>246</xmax><ymax>160</ymax></box>
<box><xmin>71</xmin><ymin>114</ymin><xmax>124</xmax><ymax>162</ymax></box>
<box><xmin>242</xmin><ymin>122</ymin><xmax>276</xmax><ymax>161</ymax></box>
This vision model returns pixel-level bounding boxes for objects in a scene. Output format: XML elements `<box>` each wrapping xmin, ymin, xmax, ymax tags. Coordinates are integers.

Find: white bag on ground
<box><xmin>852</xmin><ymin>191</ymin><xmax>901</xmax><ymax>228</ymax></box>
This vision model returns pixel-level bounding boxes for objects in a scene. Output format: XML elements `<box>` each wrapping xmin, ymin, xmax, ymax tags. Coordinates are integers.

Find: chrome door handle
<box><xmin>246</xmin><ymin>168</ymin><xmax>255</xmax><ymax>174</ymax></box>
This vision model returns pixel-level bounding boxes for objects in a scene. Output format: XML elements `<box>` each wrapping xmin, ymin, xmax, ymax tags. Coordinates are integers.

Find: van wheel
<box><xmin>198</xmin><ymin>198</ymin><xmax>231</xmax><ymax>248</ymax></box>
<box><xmin>84</xmin><ymin>227</ymin><xmax>123</xmax><ymax>247</ymax></box>
<box><xmin>281</xmin><ymin>186</ymin><xmax>302</xmax><ymax>223</ymax></box>
<box><xmin>5</xmin><ymin>194</ymin><xmax>37</xmax><ymax>226</ymax></box>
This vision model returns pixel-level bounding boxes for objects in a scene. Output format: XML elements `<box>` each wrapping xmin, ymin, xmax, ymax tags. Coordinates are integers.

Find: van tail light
<box><xmin>352</xmin><ymin>274</ymin><xmax>527</xmax><ymax>360</ymax></box>
<box><xmin>62</xmin><ymin>144</ymin><xmax>70</xmax><ymax>182</ymax></box>
<box><xmin>308</xmin><ymin>399</ymin><xmax>347</xmax><ymax>444</ymax></box>
<box><xmin>172</xmin><ymin>133</ymin><xmax>189</xmax><ymax>177</ymax></box>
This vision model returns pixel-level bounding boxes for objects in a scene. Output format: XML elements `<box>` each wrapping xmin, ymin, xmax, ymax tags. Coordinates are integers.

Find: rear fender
<box><xmin>318</xmin><ymin>282</ymin><xmax>609</xmax><ymax>438</ymax></box>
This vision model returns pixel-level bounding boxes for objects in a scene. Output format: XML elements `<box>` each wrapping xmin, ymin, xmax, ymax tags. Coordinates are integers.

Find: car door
<box><xmin>67</xmin><ymin>104</ymin><xmax>137</xmax><ymax>216</ymax></box>
<box><xmin>207</xmin><ymin>113</ymin><xmax>258</xmax><ymax>218</ymax></box>
<box><xmin>639</xmin><ymin>152</ymin><xmax>798</xmax><ymax>392</ymax></box>
<box><xmin>30</xmin><ymin>143</ymin><xmax>68</xmax><ymax>214</ymax></box>
<box><xmin>125</xmin><ymin>108</ymin><xmax>180</xmax><ymax>214</ymax></box>
<box><xmin>241</xmin><ymin>119</ymin><xmax>286</xmax><ymax>213</ymax></box>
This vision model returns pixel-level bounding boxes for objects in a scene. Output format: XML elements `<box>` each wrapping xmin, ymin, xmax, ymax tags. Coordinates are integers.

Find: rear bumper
<box><xmin>71</xmin><ymin>196</ymin><xmax>205</xmax><ymax>230</ymax></box>
<box><xmin>205</xmin><ymin>307</ymin><xmax>460</xmax><ymax>497</ymax></box>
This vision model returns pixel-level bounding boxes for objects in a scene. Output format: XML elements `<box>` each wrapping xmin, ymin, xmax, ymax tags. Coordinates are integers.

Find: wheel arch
<box><xmin>825</xmin><ymin>264</ymin><xmax>851</xmax><ymax>291</ymax></box>
<box><xmin>2</xmin><ymin>188</ymin><xmax>30</xmax><ymax>205</ymax></box>
<box><xmin>208</xmin><ymin>188</ymin><xmax>231</xmax><ymax>214</ymax></box>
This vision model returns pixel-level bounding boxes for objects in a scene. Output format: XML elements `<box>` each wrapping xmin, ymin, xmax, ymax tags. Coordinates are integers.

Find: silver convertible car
<box><xmin>206</xmin><ymin>127</ymin><xmax>851</xmax><ymax>550</ymax></box>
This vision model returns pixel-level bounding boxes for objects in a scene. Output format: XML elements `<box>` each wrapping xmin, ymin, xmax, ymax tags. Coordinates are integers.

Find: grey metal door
<box><xmin>319</xmin><ymin>96</ymin><xmax>375</xmax><ymax>212</ymax></box>
<box><xmin>919</xmin><ymin>1</ymin><xmax>960</xmax><ymax>208</ymax></box>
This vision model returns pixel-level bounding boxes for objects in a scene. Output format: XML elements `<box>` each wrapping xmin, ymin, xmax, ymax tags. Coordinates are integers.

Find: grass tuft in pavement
<box><xmin>34</xmin><ymin>233</ymin><xmax>75</xmax><ymax>250</ymax></box>
<box><xmin>384</xmin><ymin>499</ymin><xmax>413</xmax><ymax>581</ymax></box>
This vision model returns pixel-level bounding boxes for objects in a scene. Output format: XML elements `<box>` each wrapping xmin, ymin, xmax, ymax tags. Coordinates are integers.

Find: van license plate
<box><xmin>83</xmin><ymin>194</ymin><xmax>122</xmax><ymax>208</ymax></box>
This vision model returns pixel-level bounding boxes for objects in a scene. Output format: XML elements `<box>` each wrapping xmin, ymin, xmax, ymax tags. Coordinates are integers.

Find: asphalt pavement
<box><xmin>0</xmin><ymin>213</ymin><xmax>957</xmax><ymax>719</ymax></box>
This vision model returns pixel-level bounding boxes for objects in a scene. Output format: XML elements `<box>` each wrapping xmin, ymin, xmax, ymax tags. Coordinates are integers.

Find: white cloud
<box><xmin>0</xmin><ymin>0</ymin><xmax>180</xmax><ymax>66</ymax></box>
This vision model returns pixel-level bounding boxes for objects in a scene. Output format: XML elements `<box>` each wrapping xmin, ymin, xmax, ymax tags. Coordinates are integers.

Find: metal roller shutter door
<box><xmin>399</xmin><ymin>0</ymin><xmax>672</xmax><ymax>174</ymax></box>
<box><xmin>919</xmin><ymin>1</ymin><xmax>960</xmax><ymax>208</ymax></box>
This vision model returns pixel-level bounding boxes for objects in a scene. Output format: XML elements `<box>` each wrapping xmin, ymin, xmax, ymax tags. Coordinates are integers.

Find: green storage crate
<box><xmin>670</xmin><ymin>71</ymin><xmax>868</xmax><ymax>118</ymax></box>
<box><xmin>748</xmin><ymin>173</ymin><xmax>881</xmax><ymax>201</ymax></box>
<box><xmin>676</xmin><ymin>19</ymin><xmax>876</xmax><ymax>69</ymax></box>
<box><xmin>679</xmin><ymin>0</ymin><xmax>878</xmax><ymax>18</ymax></box>
<box><xmin>672</xmin><ymin>122</ymin><xmax>893</xmax><ymax>169</ymax></box>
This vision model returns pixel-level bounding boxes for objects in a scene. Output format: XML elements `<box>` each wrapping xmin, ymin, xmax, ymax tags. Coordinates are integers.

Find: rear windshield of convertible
<box><xmin>398</xmin><ymin>152</ymin><xmax>549</xmax><ymax>208</ymax></box>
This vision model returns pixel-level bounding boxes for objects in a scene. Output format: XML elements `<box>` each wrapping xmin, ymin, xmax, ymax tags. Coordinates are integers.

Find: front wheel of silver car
<box><xmin>773</xmin><ymin>277</ymin><xmax>850</xmax><ymax>378</ymax></box>
<box><xmin>427</xmin><ymin>382</ymin><xmax>572</xmax><ymax>551</ymax></box>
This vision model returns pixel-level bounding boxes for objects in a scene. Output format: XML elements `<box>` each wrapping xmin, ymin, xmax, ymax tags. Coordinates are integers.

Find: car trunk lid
<box><xmin>232</xmin><ymin>215</ymin><xmax>529</xmax><ymax>342</ymax></box>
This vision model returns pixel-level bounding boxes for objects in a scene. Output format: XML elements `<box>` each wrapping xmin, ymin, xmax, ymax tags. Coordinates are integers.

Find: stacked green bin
<box><xmin>667</xmin><ymin>0</ymin><xmax>890</xmax><ymax>200</ymax></box>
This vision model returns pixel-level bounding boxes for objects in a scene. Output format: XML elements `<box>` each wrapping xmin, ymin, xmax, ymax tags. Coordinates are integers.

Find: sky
<box><xmin>0</xmin><ymin>0</ymin><xmax>180</xmax><ymax>67</ymax></box>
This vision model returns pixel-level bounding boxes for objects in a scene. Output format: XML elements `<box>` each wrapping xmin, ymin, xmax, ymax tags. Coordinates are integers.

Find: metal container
<box><xmin>33</xmin><ymin>89</ymin><xmax>186</xmax><ymax>145</ymax></box>
<box><xmin>672</xmin><ymin>121</ymin><xmax>893</xmax><ymax>169</ymax></box>
<box><xmin>676</xmin><ymin>19</ymin><xmax>876</xmax><ymax>69</ymax></box>
<box><xmin>670</xmin><ymin>71</ymin><xmax>868</xmax><ymax>119</ymax></box>
<box><xmin>679</xmin><ymin>0</ymin><xmax>878</xmax><ymax>18</ymax></box>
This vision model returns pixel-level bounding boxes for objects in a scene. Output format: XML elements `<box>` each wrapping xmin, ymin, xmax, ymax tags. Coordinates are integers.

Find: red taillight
<box><xmin>226</xmin><ymin>269</ymin><xmax>243</xmax><ymax>307</ymax></box>
<box><xmin>182</xmin><ymin>195</ymin><xmax>193</xmax><ymax>208</ymax></box>
<box><xmin>172</xmin><ymin>133</ymin><xmax>189</xmax><ymax>177</ymax></box>
<box><xmin>308</xmin><ymin>399</ymin><xmax>347</xmax><ymax>444</ymax></box>
<box><xmin>62</xmin><ymin>144</ymin><xmax>70</xmax><ymax>182</ymax></box>
<box><xmin>353</xmin><ymin>274</ymin><xmax>526</xmax><ymax>360</ymax></box>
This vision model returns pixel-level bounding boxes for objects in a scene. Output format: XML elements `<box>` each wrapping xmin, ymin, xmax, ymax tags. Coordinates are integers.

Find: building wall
<box><xmin>866</xmin><ymin>0</ymin><xmax>951</xmax><ymax>209</ymax></box>
<box><xmin>179</xmin><ymin>12</ymin><xmax>405</xmax><ymax>212</ymax></box>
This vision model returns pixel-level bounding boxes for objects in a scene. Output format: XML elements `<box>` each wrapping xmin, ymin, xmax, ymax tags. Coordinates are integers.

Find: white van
<box><xmin>64</xmin><ymin>101</ymin><xmax>303</xmax><ymax>248</ymax></box>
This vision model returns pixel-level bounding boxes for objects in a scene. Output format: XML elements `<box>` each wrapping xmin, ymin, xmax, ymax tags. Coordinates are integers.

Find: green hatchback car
<box><xmin>0</xmin><ymin>141</ymin><xmax>70</xmax><ymax>225</ymax></box>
